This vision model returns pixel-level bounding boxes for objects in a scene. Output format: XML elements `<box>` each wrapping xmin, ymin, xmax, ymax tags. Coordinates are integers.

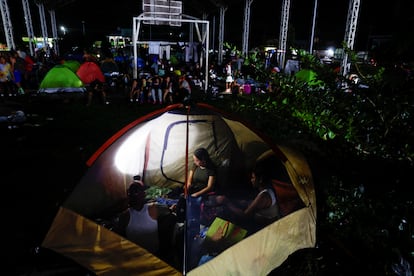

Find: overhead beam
<box><xmin>341</xmin><ymin>0</ymin><xmax>360</xmax><ymax>77</ymax></box>
<box><xmin>0</xmin><ymin>0</ymin><xmax>15</xmax><ymax>50</ymax></box>
<box><xmin>241</xmin><ymin>0</ymin><xmax>253</xmax><ymax>56</ymax></box>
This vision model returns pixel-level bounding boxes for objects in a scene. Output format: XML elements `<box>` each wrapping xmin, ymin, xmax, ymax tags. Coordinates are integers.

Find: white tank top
<box><xmin>126</xmin><ymin>204</ymin><xmax>159</xmax><ymax>253</ymax></box>
<box><xmin>255</xmin><ymin>188</ymin><xmax>280</xmax><ymax>220</ymax></box>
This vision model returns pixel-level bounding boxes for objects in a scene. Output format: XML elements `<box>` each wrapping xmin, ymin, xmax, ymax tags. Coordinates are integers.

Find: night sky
<box><xmin>4</xmin><ymin>0</ymin><xmax>398</xmax><ymax>51</ymax></box>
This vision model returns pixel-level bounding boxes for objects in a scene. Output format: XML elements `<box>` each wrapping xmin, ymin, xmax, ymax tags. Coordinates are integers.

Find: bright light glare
<box><xmin>113</xmin><ymin>114</ymin><xmax>198</xmax><ymax>176</ymax></box>
<box><xmin>60</xmin><ymin>26</ymin><xmax>66</xmax><ymax>35</ymax></box>
<box><xmin>114</xmin><ymin>124</ymin><xmax>151</xmax><ymax>175</ymax></box>
<box><xmin>326</xmin><ymin>48</ymin><xmax>334</xmax><ymax>57</ymax></box>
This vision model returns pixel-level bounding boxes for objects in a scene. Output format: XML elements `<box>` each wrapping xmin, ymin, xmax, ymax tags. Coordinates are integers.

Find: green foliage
<box><xmin>216</xmin><ymin>46</ymin><xmax>414</xmax><ymax>273</ymax></box>
<box><xmin>233</xmin><ymin>53</ymin><xmax>414</xmax><ymax>164</ymax></box>
<box><xmin>145</xmin><ymin>186</ymin><xmax>172</xmax><ymax>201</ymax></box>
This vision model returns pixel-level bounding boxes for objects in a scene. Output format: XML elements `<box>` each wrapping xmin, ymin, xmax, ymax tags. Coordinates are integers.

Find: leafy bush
<box><xmin>212</xmin><ymin>48</ymin><xmax>414</xmax><ymax>274</ymax></box>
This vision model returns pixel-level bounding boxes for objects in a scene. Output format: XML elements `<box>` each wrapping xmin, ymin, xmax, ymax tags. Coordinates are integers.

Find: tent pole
<box><xmin>182</xmin><ymin>104</ymin><xmax>191</xmax><ymax>274</ymax></box>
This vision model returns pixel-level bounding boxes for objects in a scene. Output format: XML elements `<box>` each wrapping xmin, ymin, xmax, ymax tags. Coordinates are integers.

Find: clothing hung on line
<box><xmin>126</xmin><ymin>205</ymin><xmax>159</xmax><ymax>253</ymax></box>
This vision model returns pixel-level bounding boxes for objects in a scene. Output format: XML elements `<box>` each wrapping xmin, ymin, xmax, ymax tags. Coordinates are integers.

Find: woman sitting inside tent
<box><xmin>186</xmin><ymin>148</ymin><xmax>216</xmax><ymax>236</ymax></box>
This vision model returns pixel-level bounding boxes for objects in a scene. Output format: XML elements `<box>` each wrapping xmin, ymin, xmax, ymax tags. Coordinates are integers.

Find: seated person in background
<box><xmin>114</xmin><ymin>176</ymin><xmax>174</xmax><ymax>257</ymax></box>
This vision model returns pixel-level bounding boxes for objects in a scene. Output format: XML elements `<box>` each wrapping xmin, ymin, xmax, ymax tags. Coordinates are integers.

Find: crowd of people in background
<box><xmin>0</xmin><ymin>49</ymin><xmax>35</xmax><ymax>99</ymax></box>
<box><xmin>0</xmin><ymin>44</ymin><xmax>213</xmax><ymax>106</ymax></box>
<box><xmin>2</xmin><ymin>42</ymin><xmax>413</xmax><ymax>107</ymax></box>
<box><xmin>0</xmin><ymin>43</ymin><xmax>273</xmax><ymax>106</ymax></box>
<box><xmin>5</xmin><ymin>42</ymin><xmax>390</xmax><ymax>107</ymax></box>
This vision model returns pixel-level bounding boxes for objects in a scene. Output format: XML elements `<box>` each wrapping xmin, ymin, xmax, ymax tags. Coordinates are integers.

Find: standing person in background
<box><xmin>9</xmin><ymin>51</ymin><xmax>25</xmax><ymax>95</ymax></box>
<box><xmin>150</xmin><ymin>74</ymin><xmax>162</xmax><ymax>104</ymax></box>
<box><xmin>100</xmin><ymin>53</ymin><xmax>120</xmax><ymax>96</ymax></box>
<box><xmin>129</xmin><ymin>78</ymin><xmax>142</xmax><ymax>103</ymax></box>
<box><xmin>225</xmin><ymin>60</ymin><xmax>233</xmax><ymax>92</ymax></box>
<box><xmin>100</xmin><ymin>54</ymin><xmax>119</xmax><ymax>76</ymax></box>
<box><xmin>0</xmin><ymin>55</ymin><xmax>13</xmax><ymax>98</ymax></box>
<box><xmin>16</xmin><ymin>50</ymin><xmax>34</xmax><ymax>90</ymax></box>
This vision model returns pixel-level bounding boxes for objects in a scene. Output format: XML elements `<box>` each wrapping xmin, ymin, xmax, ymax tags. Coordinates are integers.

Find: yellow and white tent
<box><xmin>42</xmin><ymin>103</ymin><xmax>316</xmax><ymax>275</ymax></box>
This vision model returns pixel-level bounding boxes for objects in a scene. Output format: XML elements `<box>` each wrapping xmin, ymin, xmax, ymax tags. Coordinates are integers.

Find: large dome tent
<box><xmin>42</xmin><ymin>102</ymin><xmax>316</xmax><ymax>275</ymax></box>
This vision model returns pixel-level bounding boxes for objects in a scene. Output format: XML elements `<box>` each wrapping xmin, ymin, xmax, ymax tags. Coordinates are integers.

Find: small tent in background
<box><xmin>76</xmin><ymin>61</ymin><xmax>106</xmax><ymax>85</ymax></box>
<box><xmin>38</xmin><ymin>65</ymin><xmax>86</xmax><ymax>94</ymax></box>
<box><xmin>42</xmin><ymin>103</ymin><xmax>316</xmax><ymax>275</ymax></box>
<box><xmin>62</xmin><ymin>59</ymin><xmax>81</xmax><ymax>73</ymax></box>
<box><xmin>295</xmin><ymin>69</ymin><xmax>324</xmax><ymax>87</ymax></box>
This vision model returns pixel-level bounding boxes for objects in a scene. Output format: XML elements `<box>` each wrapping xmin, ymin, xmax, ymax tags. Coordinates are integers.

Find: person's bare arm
<box><xmin>192</xmin><ymin>175</ymin><xmax>215</xmax><ymax>197</ymax></box>
<box><xmin>186</xmin><ymin>169</ymin><xmax>194</xmax><ymax>191</ymax></box>
<box><xmin>244</xmin><ymin>192</ymin><xmax>271</xmax><ymax>216</ymax></box>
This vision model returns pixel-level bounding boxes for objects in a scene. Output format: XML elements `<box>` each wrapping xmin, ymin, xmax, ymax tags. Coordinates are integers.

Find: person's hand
<box><xmin>169</xmin><ymin>203</ymin><xmax>177</xmax><ymax>212</ymax></box>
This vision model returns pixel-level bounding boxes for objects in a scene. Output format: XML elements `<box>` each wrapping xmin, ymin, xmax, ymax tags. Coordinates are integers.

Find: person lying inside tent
<box><xmin>112</xmin><ymin>176</ymin><xmax>177</xmax><ymax>264</ymax></box>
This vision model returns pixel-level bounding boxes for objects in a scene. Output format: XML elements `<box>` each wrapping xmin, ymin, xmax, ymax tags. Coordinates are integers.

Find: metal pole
<box><xmin>82</xmin><ymin>20</ymin><xmax>85</xmax><ymax>36</ymax></box>
<box><xmin>309</xmin><ymin>0</ymin><xmax>318</xmax><ymax>54</ymax></box>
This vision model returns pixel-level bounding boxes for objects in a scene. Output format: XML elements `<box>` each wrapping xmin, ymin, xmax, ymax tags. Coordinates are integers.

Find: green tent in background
<box><xmin>63</xmin><ymin>59</ymin><xmax>81</xmax><ymax>72</ymax></box>
<box><xmin>295</xmin><ymin>69</ymin><xmax>324</xmax><ymax>87</ymax></box>
<box><xmin>38</xmin><ymin>65</ymin><xmax>86</xmax><ymax>94</ymax></box>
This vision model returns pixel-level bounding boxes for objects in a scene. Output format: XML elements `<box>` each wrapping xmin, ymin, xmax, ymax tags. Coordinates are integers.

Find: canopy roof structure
<box><xmin>132</xmin><ymin>11</ymin><xmax>209</xmax><ymax>89</ymax></box>
<box><xmin>2</xmin><ymin>0</ymin><xmax>360</xmax><ymax>75</ymax></box>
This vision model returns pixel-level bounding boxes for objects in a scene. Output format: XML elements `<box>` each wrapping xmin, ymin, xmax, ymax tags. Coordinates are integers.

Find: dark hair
<box><xmin>252</xmin><ymin>165</ymin><xmax>272</xmax><ymax>186</ymax></box>
<box><xmin>194</xmin><ymin>147</ymin><xmax>209</xmax><ymax>161</ymax></box>
<box><xmin>194</xmin><ymin>148</ymin><xmax>215</xmax><ymax>168</ymax></box>
<box><xmin>127</xmin><ymin>183</ymin><xmax>146</xmax><ymax>206</ymax></box>
<box><xmin>127</xmin><ymin>183</ymin><xmax>145</xmax><ymax>195</ymax></box>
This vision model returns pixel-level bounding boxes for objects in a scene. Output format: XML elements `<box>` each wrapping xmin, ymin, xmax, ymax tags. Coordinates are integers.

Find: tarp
<box><xmin>76</xmin><ymin>61</ymin><xmax>106</xmax><ymax>85</ymax></box>
<box><xmin>38</xmin><ymin>64</ymin><xmax>86</xmax><ymax>93</ymax></box>
<box><xmin>42</xmin><ymin>103</ymin><xmax>316</xmax><ymax>275</ymax></box>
